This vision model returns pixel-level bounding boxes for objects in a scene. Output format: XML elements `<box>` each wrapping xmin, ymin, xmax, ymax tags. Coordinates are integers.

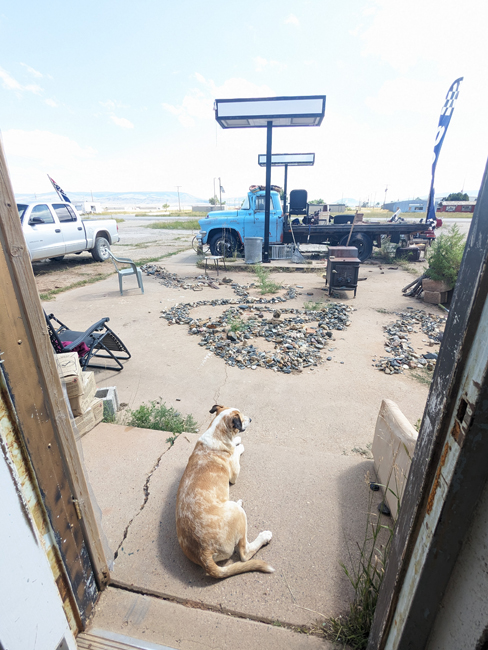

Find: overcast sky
<box><xmin>0</xmin><ymin>0</ymin><xmax>487</xmax><ymax>203</ymax></box>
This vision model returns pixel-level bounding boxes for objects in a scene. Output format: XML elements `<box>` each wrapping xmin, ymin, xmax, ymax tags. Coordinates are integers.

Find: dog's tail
<box><xmin>203</xmin><ymin>553</ymin><xmax>274</xmax><ymax>579</ymax></box>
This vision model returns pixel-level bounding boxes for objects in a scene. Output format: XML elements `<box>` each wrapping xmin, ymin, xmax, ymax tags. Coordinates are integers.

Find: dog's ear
<box><xmin>209</xmin><ymin>404</ymin><xmax>224</xmax><ymax>414</ymax></box>
<box><xmin>232</xmin><ymin>416</ymin><xmax>244</xmax><ymax>432</ymax></box>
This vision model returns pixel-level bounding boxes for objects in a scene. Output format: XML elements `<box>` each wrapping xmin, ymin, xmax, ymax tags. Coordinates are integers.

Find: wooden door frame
<box><xmin>0</xmin><ymin>143</ymin><xmax>109</xmax><ymax>627</ymax></box>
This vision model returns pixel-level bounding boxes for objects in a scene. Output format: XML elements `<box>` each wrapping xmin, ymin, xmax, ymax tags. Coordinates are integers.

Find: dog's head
<box><xmin>209</xmin><ymin>404</ymin><xmax>251</xmax><ymax>440</ymax></box>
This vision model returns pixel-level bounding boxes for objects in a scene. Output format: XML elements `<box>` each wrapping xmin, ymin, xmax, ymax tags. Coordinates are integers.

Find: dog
<box><xmin>175</xmin><ymin>404</ymin><xmax>274</xmax><ymax>579</ymax></box>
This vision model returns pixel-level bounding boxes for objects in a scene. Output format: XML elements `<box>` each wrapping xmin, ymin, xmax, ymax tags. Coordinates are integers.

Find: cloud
<box><xmin>361</xmin><ymin>0</ymin><xmax>488</xmax><ymax>76</ymax></box>
<box><xmin>20</xmin><ymin>63</ymin><xmax>43</xmax><ymax>78</ymax></box>
<box><xmin>110</xmin><ymin>115</ymin><xmax>134</xmax><ymax>129</ymax></box>
<box><xmin>2</xmin><ymin>129</ymin><xmax>96</xmax><ymax>162</ymax></box>
<box><xmin>284</xmin><ymin>13</ymin><xmax>300</xmax><ymax>26</ymax></box>
<box><xmin>162</xmin><ymin>74</ymin><xmax>275</xmax><ymax>127</ymax></box>
<box><xmin>100</xmin><ymin>99</ymin><xmax>128</xmax><ymax>110</ymax></box>
<box><xmin>0</xmin><ymin>66</ymin><xmax>43</xmax><ymax>94</ymax></box>
<box><xmin>366</xmin><ymin>77</ymin><xmax>442</xmax><ymax>115</ymax></box>
<box><xmin>253</xmin><ymin>57</ymin><xmax>286</xmax><ymax>73</ymax></box>
<box><xmin>45</xmin><ymin>98</ymin><xmax>58</xmax><ymax>108</ymax></box>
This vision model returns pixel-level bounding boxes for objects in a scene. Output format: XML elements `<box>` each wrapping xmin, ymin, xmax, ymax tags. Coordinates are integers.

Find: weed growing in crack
<box><xmin>126</xmin><ymin>399</ymin><xmax>198</xmax><ymax>445</ymax></box>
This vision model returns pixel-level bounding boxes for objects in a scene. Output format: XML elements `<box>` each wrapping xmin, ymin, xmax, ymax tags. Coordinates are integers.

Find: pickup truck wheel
<box><xmin>50</xmin><ymin>255</ymin><xmax>65</xmax><ymax>262</ymax></box>
<box><xmin>91</xmin><ymin>236</ymin><xmax>111</xmax><ymax>262</ymax></box>
<box><xmin>209</xmin><ymin>232</ymin><xmax>238</xmax><ymax>258</ymax></box>
<box><xmin>340</xmin><ymin>233</ymin><xmax>373</xmax><ymax>262</ymax></box>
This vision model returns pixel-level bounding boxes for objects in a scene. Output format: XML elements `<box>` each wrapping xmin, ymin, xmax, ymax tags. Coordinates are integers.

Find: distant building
<box><xmin>192</xmin><ymin>204</ymin><xmax>224</xmax><ymax>212</ymax></box>
<box><xmin>437</xmin><ymin>201</ymin><xmax>476</xmax><ymax>213</ymax></box>
<box><xmin>75</xmin><ymin>201</ymin><xmax>102</xmax><ymax>213</ymax></box>
<box><xmin>383</xmin><ymin>198</ymin><xmax>432</xmax><ymax>213</ymax></box>
<box><xmin>328</xmin><ymin>203</ymin><xmax>346</xmax><ymax>212</ymax></box>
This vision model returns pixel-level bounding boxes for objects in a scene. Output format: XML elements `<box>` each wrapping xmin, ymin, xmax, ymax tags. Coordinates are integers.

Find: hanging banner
<box><xmin>426</xmin><ymin>77</ymin><xmax>463</xmax><ymax>222</ymax></box>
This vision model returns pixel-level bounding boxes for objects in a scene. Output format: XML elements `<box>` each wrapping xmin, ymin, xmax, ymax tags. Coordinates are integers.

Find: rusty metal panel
<box><xmin>0</xmin><ymin>374</ymin><xmax>79</xmax><ymax>633</ymax></box>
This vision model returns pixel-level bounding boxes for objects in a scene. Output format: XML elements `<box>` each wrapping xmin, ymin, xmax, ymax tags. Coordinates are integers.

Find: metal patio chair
<box><xmin>107</xmin><ymin>250</ymin><xmax>144</xmax><ymax>295</ymax></box>
<box><xmin>45</xmin><ymin>311</ymin><xmax>131</xmax><ymax>371</ymax></box>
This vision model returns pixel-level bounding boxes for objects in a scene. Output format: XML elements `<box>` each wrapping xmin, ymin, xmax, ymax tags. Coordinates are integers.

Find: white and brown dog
<box><xmin>175</xmin><ymin>405</ymin><xmax>274</xmax><ymax>579</ymax></box>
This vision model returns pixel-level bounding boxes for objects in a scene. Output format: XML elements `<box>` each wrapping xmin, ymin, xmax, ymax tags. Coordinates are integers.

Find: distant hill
<box><xmin>14</xmin><ymin>190</ymin><xmax>207</xmax><ymax>206</ymax></box>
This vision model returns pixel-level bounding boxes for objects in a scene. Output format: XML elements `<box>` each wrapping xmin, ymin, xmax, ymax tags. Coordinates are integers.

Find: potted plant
<box><xmin>423</xmin><ymin>224</ymin><xmax>466</xmax><ymax>303</ymax></box>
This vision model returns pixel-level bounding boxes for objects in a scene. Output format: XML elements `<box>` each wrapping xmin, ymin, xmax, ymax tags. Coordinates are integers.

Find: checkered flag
<box><xmin>426</xmin><ymin>77</ymin><xmax>464</xmax><ymax>222</ymax></box>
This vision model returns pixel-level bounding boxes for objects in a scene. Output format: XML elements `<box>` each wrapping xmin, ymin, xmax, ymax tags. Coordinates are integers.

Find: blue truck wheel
<box><xmin>209</xmin><ymin>232</ymin><xmax>238</xmax><ymax>257</ymax></box>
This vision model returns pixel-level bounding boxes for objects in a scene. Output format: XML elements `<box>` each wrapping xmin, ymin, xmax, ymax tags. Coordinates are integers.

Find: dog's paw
<box><xmin>234</xmin><ymin>436</ymin><xmax>242</xmax><ymax>446</ymax></box>
<box><xmin>236</xmin><ymin>443</ymin><xmax>245</xmax><ymax>456</ymax></box>
<box><xmin>236</xmin><ymin>499</ymin><xmax>244</xmax><ymax>508</ymax></box>
<box><xmin>260</xmin><ymin>530</ymin><xmax>273</xmax><ymax>544</ymax></box>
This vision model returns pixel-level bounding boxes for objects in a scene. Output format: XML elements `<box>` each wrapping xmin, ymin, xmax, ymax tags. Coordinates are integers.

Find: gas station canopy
<box><xmin>214</xmin><ymin>96</ymin><xmax>326</xmax><ymax>129</ymax></box>
<box><xmin>258</xmin><ymin>153</ymin><xmax>315</xmax><ymax>166</ymax></box>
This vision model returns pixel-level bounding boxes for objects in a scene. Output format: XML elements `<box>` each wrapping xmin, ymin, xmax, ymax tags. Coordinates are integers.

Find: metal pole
<box><xmin>213</xmin><ymin>178</ymin><xmax>216</xmax><ymax>203</ymax></box>
<box><xmin>263</xmin><ymin>121</ymin><xmax>272</xmax><ymax>263</ymax></box>
<box><xmin>283</xmin><ymin>164</ymin><xmax>288</xmax><ymax>216</ymax></box>
<box><xmin>176</xmin><ymin>186</ymin><xmax>181</xmax><ymax>211</ymax></box>
<box><xmin>219</xmin><ymin>177</ymin><xmax>222</xmax><ymax>206</ymax></box>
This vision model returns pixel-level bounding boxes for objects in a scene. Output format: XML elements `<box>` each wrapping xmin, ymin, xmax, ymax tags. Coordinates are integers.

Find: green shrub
<box><xmin>253</xmin><ymin>264</ymin><xmax>281</xmax><ymax>294</ymax></box>
<box><xmin>126</xmin><ymin>400</ymin><xmax>198</xmax><ymax>445</ymax></box>
<box><xmin>426</xmin><ymin>223</ymin><xmax>466</xmax><ymax>286</ymax></box>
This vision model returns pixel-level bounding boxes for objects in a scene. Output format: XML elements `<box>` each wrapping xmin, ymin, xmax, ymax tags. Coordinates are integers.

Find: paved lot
<box><xmin>45</xmin><ymin>249</ymin><xmax>438</xmax><ymax>647</ymax></box>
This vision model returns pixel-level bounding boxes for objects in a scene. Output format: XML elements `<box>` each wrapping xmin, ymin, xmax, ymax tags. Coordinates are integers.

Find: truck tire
<box><xmin>209</xmin><ymin>232</ymin><xmax>238</xmax><ymax>257</ymax></box>
<box><xmin>340</xmin><ymin>233</ymin><xmax>373</xmax><ymax>262</ymax></box>
<box><xmin>91</xmin><ymin>236</ymin><xmax>111</xmax><ymax>262</ymax></box>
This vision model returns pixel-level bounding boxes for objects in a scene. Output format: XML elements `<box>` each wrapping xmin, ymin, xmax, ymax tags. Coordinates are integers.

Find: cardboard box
<box><xmin>69</xmin><ymin>371</ymin><xmax>97</xmax><ymax>417</ymax></box>
<box><xmin>73</xmin><ymin>398</ymin><xmax>104</xmax><ymax>438</ymax></box>
<box><xmin>91</xmin><ymin>397</ymin><xmax>104</xmax><ymax>427</ymax></box>
<box><xmin>73</xmin><ymin>408</ymin><xmax>95</xmax><ymax>438</ymax></box>
<box><xmin>57</xmin><ymin>351</ymin><xmax>83</xmax><ymax>378</ymax></box>
<box><xmin>57</xmin><ymin>352</ymin><xmax>85</xmax><ymax>398</ymax></box>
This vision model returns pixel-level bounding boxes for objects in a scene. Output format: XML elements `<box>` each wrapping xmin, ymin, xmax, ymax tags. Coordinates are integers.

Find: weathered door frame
<box><xmin>368</xmin><ymin>160</ymin><xmax>488</xmax><ymax>649</ymax></box>
<box><xmin>0</xmin><ymin>142</ymin><xmax>109</xmax><ymax>628</ymax></box>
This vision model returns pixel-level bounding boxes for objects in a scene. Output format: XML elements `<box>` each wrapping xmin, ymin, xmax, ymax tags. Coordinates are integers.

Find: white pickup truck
<box><xmin>17</xmin><ymin>201</ymin><xmax>120</xmax><ymax>262</ymax></box>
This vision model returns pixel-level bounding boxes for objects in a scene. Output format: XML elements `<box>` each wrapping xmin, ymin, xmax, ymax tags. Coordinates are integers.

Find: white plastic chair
<box><xmin>107</xmin><ymin>250</ymin><xmax>144</xmax><ymax>294</ymax></box>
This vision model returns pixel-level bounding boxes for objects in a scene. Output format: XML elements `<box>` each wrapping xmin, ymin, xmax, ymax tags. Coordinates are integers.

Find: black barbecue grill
<box><xmin>326</xmin><ymin>246</ymin><xmax>361</xmax><ymax>297</ymax></box>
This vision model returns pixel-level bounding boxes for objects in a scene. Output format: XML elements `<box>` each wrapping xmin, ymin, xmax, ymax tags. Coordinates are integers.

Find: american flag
<box><xmin>426</xmin><ymin>77</ymin><xmax>463</xmax><ymax>222</ymax></box>
<box><xmin>47</xmin><ymin>174</ymin><xmax>71</xmax><ymax>203</ymax></box>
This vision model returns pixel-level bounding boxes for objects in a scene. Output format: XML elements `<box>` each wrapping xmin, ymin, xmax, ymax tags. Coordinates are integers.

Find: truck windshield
<box><xmin>17</xmin><ymin>204</ymin><xmax>28</xmax><ymax>222</ymax></box>
<box><xmin>241</xmin><ymin>196</ymin><xmax>250</xmax><ymax>210</ymax></box>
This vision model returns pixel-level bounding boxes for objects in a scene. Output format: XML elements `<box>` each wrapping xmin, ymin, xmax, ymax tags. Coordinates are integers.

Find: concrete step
<box><xmin>84</xmin><ymin>586</ymin><xmax>334</xmax><ymax>650</ymax></box>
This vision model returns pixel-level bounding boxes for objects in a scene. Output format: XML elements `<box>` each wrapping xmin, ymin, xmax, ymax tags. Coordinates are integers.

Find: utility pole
<box><xmin>176</xmin><ymin>186</ymin><xmax>182</xmax><ymax>212</ymax></box>
<box><xmin>384</xmin><ymin>185</ymin><xmax>388</xmax><ymax>209</ymax></box>
<box><xmin>219</xmin><ymin>177</ymin><xmax>222</xmax><ymax>206</ymax></box>
<box><xmin>213</xmin><ymin>178</ymin><xmax>216</xmax><ymax>203</ymax></box>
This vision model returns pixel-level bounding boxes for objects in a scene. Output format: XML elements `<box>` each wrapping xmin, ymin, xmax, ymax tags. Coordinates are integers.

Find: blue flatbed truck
<box><xmin>196</xmin><ymin>188</ymin><xmax>434</xmax><ymax>262</ymax></box>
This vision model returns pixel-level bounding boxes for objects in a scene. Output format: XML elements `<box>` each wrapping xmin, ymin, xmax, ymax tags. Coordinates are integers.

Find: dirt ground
<box><xmin>32</xmin><ymin>218</ymin><xmax>196</xmax><ymax>294</ymax></box>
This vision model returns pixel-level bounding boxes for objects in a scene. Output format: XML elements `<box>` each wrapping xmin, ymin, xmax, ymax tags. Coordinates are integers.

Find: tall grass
<box><xmin>322</xmin><ymin>488</ymin><xmax>397</xmax><ymax>649</ymax></box>
<box><xmin>146</xmin><ymin>220</ymin><xmax>200</xmax><ymax>230</ymax></box>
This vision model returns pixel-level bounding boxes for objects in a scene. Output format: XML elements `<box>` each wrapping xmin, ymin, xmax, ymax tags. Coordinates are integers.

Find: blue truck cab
<box><xmin>196</xmin><ymin>189</ymin><xmax>283</xmax><ymax>256</ymax></box>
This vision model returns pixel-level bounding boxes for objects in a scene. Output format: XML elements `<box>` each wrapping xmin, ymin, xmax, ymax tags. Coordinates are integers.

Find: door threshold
<box><xmin>77</xmin><ymin>628</ymin><xmax>177</xmax><ymax>650</ymax></box>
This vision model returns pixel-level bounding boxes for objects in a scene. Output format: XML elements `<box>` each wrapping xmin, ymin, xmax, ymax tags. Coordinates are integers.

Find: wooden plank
<box><xmin>367</xmin><ymin>161</ymin><xmax>488</xmax><ymax>649</ymax></box>
<box><xmin>0</xmin><ymin>142</ymin><xmax>109</xmax><ymax>624</ymax></box>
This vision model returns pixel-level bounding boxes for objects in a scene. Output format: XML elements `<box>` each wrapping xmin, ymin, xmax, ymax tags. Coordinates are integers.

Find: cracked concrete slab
<box><xmin>87</xmin><ymin>586</ymin><xmax>334</xmax><ymax>650</ymax></box>
<box><xmin>82</xmin><ymin>423</ymin><xmax>172</xmax><ymax>553</ymax></box>
<box><xmin>84</xmin><ymin>427</ymin><xmax>379</xmax><ymax>627</ymax></box>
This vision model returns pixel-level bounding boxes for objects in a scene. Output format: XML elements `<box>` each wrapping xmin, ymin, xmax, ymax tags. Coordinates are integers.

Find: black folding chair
<box><xmin>45</xmin><ymin>311</ymin><xmax>131</xmax><ymax>371</ymax></box>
